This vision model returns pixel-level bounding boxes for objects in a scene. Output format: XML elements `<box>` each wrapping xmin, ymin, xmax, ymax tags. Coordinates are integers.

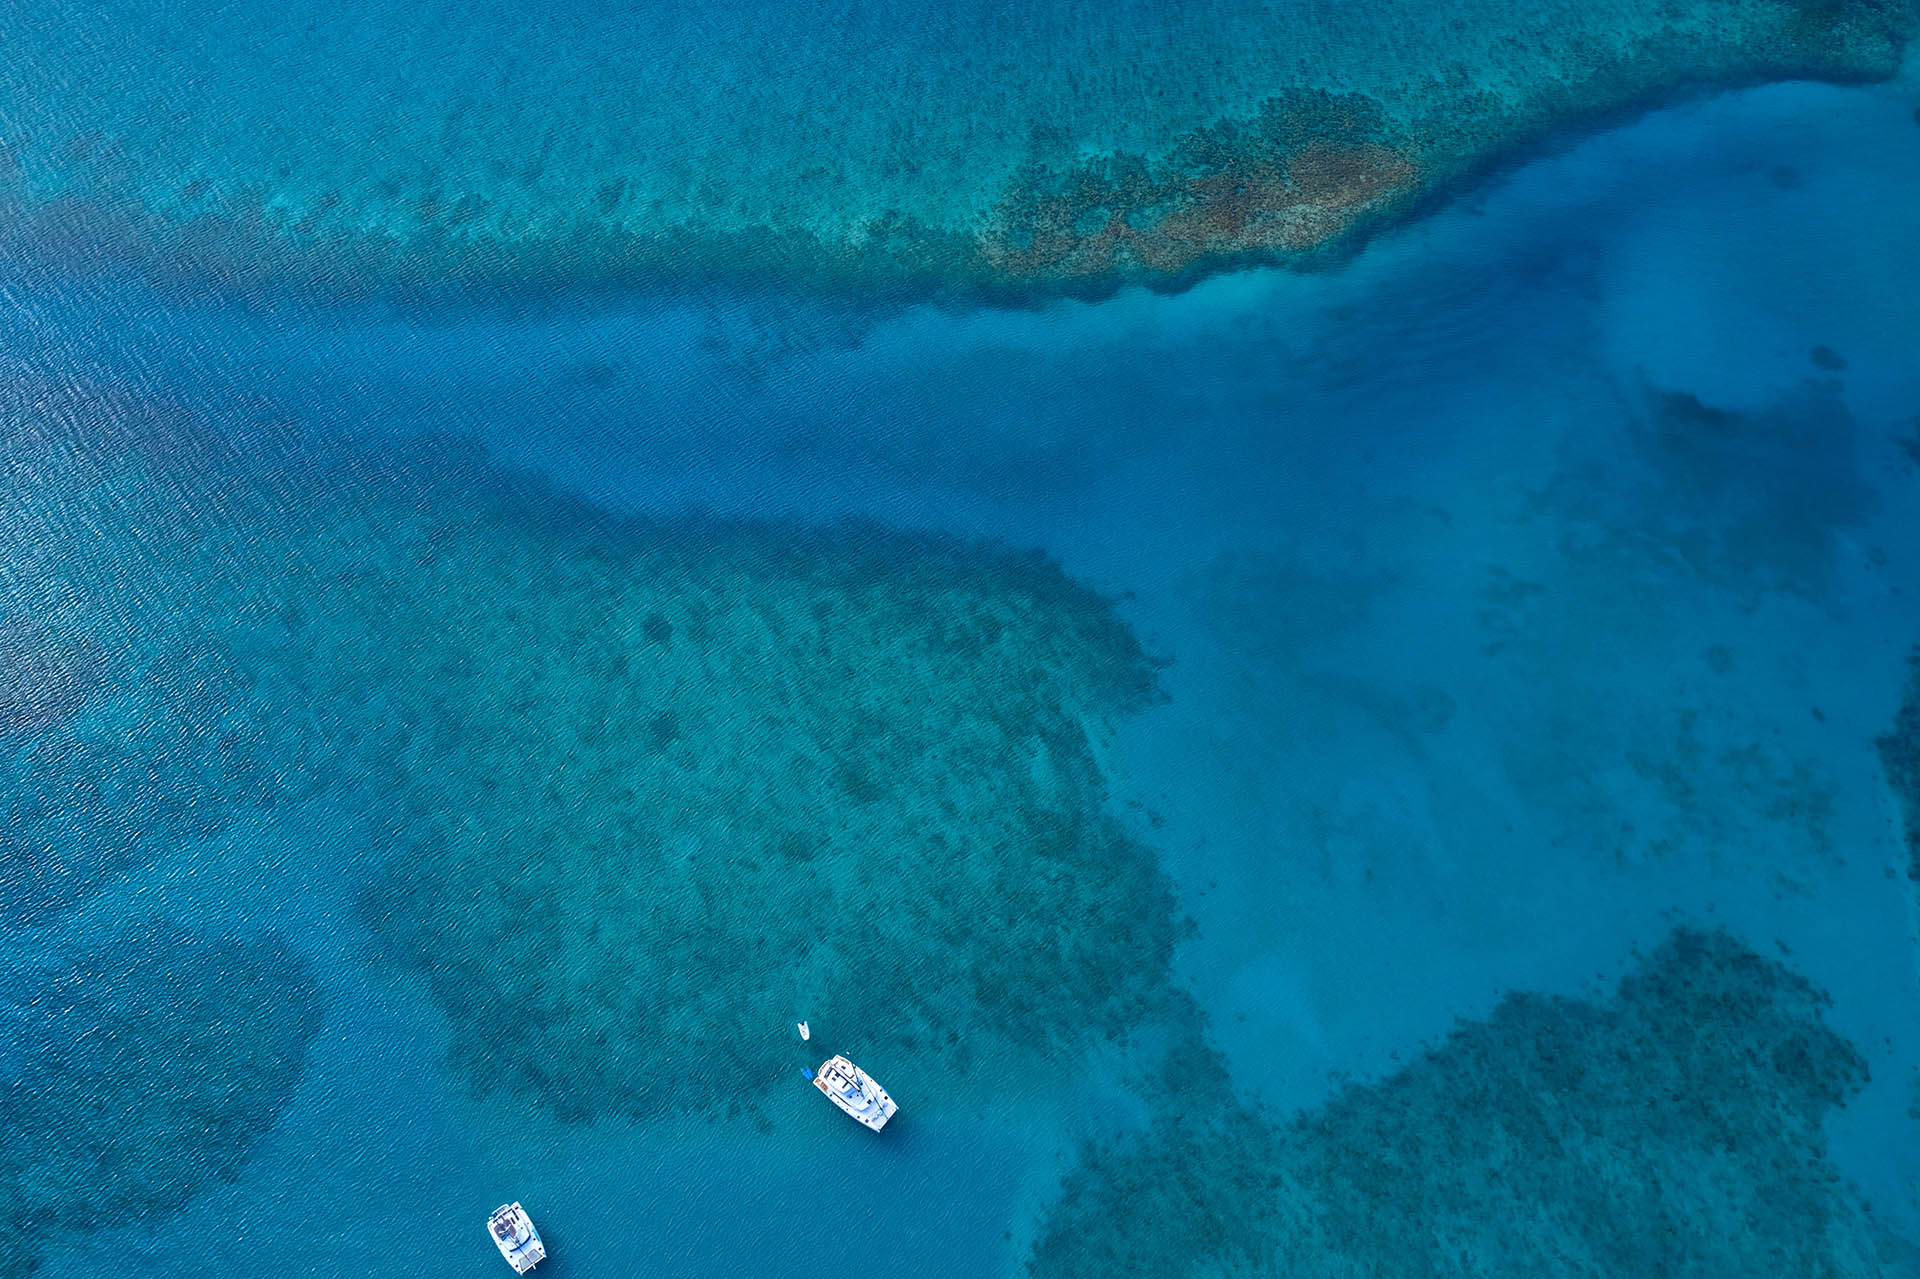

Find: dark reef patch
<box><xmin>643</xmin><ymin>707</ymin><xmax>680</xmax><ymax>752</ymax></box>
<box><xmin>1030</xmin><ymin>928</ymin><xmax>1909</xmax><ymax>1277</ymax></box>
<box><xmin>1597</xmin><ymin>382</ymin><xmax>1876</xmax><ymax>603</ymax></box>
<box><xmin>0</xmin><ymin>732</ymin><xmax>208</xmax><ymax>925</ymax></box>
<box><xmin>1536</xmin><ymin>378</ymin><xmax>1881</xmax><ymax>606</ymax></box>
<box><xmin>1878</xmin><ymin>647</ymin><xmax>1920</xmax><ymax>883</ymax></box>
<box><xmin>0</xmin><ymin>918</ymin><xmax>322</xmax><ymax>1277</ymax></box>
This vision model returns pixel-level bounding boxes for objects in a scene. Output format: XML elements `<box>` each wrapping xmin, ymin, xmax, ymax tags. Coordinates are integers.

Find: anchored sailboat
<box><xmin>811</xmin><ymin>1054</ymin><xmax>897</xmax><ymax>1131</ymax></box>
<box><xmin>486</xmin><ymin>1202</ymin><xmax>546</xmax><ymax>1274</ymax></box>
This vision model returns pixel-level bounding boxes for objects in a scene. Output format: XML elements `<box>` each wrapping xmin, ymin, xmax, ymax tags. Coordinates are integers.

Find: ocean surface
<box><xmin>3</xmin><ymin>4</ymin><xmax>1920</xmax><ymax>1277</ymax></box>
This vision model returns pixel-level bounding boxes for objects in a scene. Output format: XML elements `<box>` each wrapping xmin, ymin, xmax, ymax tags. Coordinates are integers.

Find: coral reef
<box><xmin>1029</xmin><ymin>929</ymin><xmax>1910</xmax><ymax>1277</ymax></box>
<box><xmin>975</xmin><ymin>0</ymin><xmax>1915</xmax><ymax>297</ymax></box>
<box><xmin>0</xmin><ymin>0</ymin><xmax>1910</xmax><ymax>301</ymax></box>
<box><xmin>346</xmin><ymin>505</ymin><xmax>1183</xmax><ymax>1122</ymax></box>
<box><xmin>0</xmin><ymin>918</ymin><xmax>323</xmax><ymax>1277</ymax></box>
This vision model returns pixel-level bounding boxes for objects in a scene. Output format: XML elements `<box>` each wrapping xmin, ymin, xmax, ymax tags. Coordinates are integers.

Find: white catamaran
<box><xmin>486</xmin><ymin>1202</ymin><xmax>546</xmax><ymax>1273</ymax></box>
<box><xmin>811</xmin><ymin>1054</ymin><xmax>897</xmax><ymax>1131</ymax></box>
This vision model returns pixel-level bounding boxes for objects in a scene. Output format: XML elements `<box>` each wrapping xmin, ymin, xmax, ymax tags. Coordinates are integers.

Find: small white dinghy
<box><xmin>487</xmin><ymin>1202</ymin><xmax>546</xmax><ymax>1274</ymax></box>
<box><xmin>797</xmin><ymin>1021</ymin><xmax>810</xmax><ymax>1041</ymax></box>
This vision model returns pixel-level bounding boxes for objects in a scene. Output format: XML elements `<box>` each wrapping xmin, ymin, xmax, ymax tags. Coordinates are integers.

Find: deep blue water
<box><xmin>4</xmin><ymin>12</ymin><xmax>1920</xmax><ymax>1279</ymax></box>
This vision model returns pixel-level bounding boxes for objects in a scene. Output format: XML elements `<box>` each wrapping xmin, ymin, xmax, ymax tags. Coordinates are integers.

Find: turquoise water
<box><xmin>4</xmin><ymin>5</ymin><xmax>1920</xmax><ymax>1277</ymax></box>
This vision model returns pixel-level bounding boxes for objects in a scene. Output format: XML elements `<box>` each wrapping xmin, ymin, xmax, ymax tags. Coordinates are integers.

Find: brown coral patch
<box><xmin>1139</xmin><ymin>145</ymin><xmax>1416</xmax><ymax>270</ymax></box>
<box><xmin>1148</xmin><ymin>145</ymin><xmax>1414</xmax><ymax>259</ymax></box>
<box><xmin>978</xmin><ymin>132</ymin><xmax>1418</xmax><ymax>285</ymax></box>
<box><xmin>1157</xmin><ymin>174</ymin><xmax>1291</xmax><ymax>244</ymax></box>
<box><xmin>1286</xmin><ymin>141</ymin><xmax>1419</xmax><ymax>210</ymax></box>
